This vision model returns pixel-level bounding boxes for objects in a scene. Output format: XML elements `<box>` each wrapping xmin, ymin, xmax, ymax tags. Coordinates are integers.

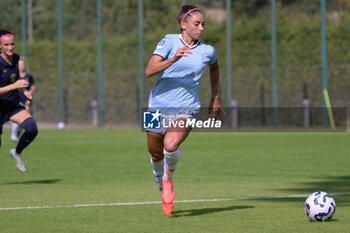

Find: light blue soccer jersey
<box><xmin>148</xmin><ymin>34</ymin><xmax>217</xmax><ymax>114</ymax></box>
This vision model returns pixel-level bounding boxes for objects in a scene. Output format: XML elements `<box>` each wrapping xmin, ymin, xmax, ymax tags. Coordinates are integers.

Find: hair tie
<box><xmin>180</xmin><ymin>8</ymin><xmax>200</xmax><ymax>25</ymax></box>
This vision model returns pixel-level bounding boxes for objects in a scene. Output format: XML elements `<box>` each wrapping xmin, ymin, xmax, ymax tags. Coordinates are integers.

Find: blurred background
<box><xmin>1</xmin><ymin>0</ymin><xmax>349</xmax><ymax>129</ymax></box>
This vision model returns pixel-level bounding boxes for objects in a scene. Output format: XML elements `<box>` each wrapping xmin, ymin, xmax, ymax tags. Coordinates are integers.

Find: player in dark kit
<box><xmin>0</xmin><ymin>29</ymin><xmax>38</xmax><ymax>173</ymax></box>
<box><xmin>11</xmin><ymin>56</ymin><xmax>36</xmax><ymax>142</ymax></box>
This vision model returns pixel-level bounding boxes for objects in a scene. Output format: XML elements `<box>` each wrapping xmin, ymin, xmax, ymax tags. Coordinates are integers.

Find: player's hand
<box><xmin>173</xmin><ymin>45</ymin><xmax>192</xmax><ymax>62</ymax></box>
<box><xmin>24</xmin><ymin>90</ymin><xmax>32</xmax><ymax>100</ymax></box>
<box><xmin>14</xmin><ymin>79</ymin><xmax>29</xmax><ymax>89</ymax></box>
<box><xmin>208</xmin><ymin>96</ymin><xmax>225</xmax><ymax>120</ymax></box>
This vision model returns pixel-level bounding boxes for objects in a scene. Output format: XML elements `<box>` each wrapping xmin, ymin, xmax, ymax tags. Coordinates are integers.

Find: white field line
<box><xmin>1</xmin><ymin>192</ymin><xmax>350</xmax><ymax>211</ymax></box>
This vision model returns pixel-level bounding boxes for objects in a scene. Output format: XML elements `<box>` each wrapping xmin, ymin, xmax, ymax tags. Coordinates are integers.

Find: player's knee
<box><xmin>163</xmin><ymin>141</ymin><xmax>179</xmax><ymax>153</ymax></box>
<box><xmin>148</xmin><ymin>147</ymin><xmax>164</xmax><ymax>162</ymax></box>
<box><xmin>151</xmin><ymin>154</ymin><xmax>163</xmax><ymax>162</ymax></box>
<box><xmin>22</xmin><ymin>117</ymin><xmax>38</xmax><ymax>140</ymax></box>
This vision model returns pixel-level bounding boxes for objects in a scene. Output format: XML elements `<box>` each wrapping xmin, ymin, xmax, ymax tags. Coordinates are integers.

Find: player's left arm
<box><xmin>0</xmin><ymin>79</ymin><xmax>29</xmax><ymax>95</ymax></box>
<box><xmin>208</xmin><ymin>61</ymin><xmax>224</xmax><ymax>119</ymax></box>
<box><xmin>23</xmin><ymin>90</ymin><xmax>32</xmax><ymax>101</ymax></box>
<box><xmin>29</xmin><ymin>83</ymin><xmax>36</xmax><ymax>95</ymax></box>
<box><xmin>24</xmin><ymin>75</ymin><xmax>36</xmax><ymax>102</ymax></box>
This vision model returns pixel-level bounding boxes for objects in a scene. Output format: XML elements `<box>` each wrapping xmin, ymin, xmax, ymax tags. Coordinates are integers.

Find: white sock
<box><xmin>150</xmin><ymin>158</ymin><xmax>164</xmax><ymax>192</ymax></box>
<box><xmin>162</xmin><ymin>148</ymin><xmax>179</xmax><ymax>181</ymax></box>
<box><xmin>11</xmin><ymin>123</ymin><xmax>20</xmax><ymax>138</ymax></box>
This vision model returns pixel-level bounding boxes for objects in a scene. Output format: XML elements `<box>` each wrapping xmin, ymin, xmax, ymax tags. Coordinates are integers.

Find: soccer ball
<box><xmin>57</xmin><ymin>122</ymin><xmax>65</xmax><ymax>130</ymax></box>
<box><xmin>304</xmin><ymin>191</ymin><xmax>336</xmax><ymax>221</ymax></box>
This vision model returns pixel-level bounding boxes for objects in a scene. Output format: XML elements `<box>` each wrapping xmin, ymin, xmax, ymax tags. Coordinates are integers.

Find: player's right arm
<box><xmin>0</xmin><ymin>79</ymin><xmax>29</xmax><ymax>95</ymax></box>
<box><xmin>145</xmin><ymin>45</ymin><xmax>192</xmax><ymax>78</ymax></box>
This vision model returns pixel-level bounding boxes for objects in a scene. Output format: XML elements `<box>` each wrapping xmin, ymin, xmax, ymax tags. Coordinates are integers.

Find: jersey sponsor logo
<box><xmin>3</xmin><ymin>69</ymin><xmax>7</xmax><ymax>73</ymax></box>
<box><xmin>10</xmin><ymin>73</ymin><xmax>16</xmax><ymax>83</ymax></box>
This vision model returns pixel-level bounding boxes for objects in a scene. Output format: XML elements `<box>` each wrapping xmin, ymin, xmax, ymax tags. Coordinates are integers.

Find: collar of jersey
<box><xmin>179</xmin><ymin>34</ymin><xmax>201</xmax><ymax>49</ymax></box>
<box><xmin>0</xmin><ymin>54</ymin><xmax>12</xmax><ymax>66</ymax></box>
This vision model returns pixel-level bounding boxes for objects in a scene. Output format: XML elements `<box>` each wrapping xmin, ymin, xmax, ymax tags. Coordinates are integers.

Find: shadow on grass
<box><xmin>279</xmin><ymin>176</ymin><xmax>350</xmax><ymax>194</ymax></box>
<box><xmin>171</xmin><ymin>205</ymin><xmax>254</xmax><ymax>218</ymax></box>
<box><xmin>2</xmin><ymin>179</ymin><xmax>61</xmax><ymax>185</ymax></box>
<box><xmin>262</xmin><ymin>175</ymin><xmax>350</xmax><ymax>205</ymax></box>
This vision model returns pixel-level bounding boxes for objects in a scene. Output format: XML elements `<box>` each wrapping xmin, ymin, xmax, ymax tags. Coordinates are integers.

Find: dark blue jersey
<box><xmin>23</xmin><ymin>73</ymin><xmax>34</xmax><ymax>91</ymax></box>
<box><xmin>0</xmin><ymin>53</ymin><xmax>20</xmax><ymax>106</ymax></box>
<box><xmin>19</xmin><ymin>73</ymin><xmax>35</xmax><ymax>103</ymax></box>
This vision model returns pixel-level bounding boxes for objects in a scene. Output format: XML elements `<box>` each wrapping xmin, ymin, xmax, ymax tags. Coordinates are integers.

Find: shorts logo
<box><xmin>143</xmin><ymin>109</ymin><xmax>161</xmax><ymax>129</ymax></box>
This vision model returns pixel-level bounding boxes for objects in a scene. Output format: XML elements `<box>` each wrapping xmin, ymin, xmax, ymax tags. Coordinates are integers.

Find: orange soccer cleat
<box><xmin>161</xmin><ymin>180</ymin><xmax>175</xmax><ymax>215</ymax></box>
<box><xmin>162</xmin><ymin>203</ymin><xmax>174</xmax><ymax>215</ymax></box>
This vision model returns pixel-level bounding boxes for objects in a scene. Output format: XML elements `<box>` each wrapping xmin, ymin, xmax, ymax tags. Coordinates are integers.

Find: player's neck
<box><xmin>0</xmin><ymin>52</ymin><xmax>12</xmax><ymax>65</ymax></box>
<box><xmin>180</xmin><ymin>33</ymin><xmax>198</xmax><ymax>47</ymax></box>
<box><xmin>20</xmin><ymin>71</ymin><xmax>27</xmax><ymax>78</ymax></box>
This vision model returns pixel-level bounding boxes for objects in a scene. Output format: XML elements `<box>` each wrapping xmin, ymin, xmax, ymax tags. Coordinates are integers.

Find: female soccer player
<box><xmin>145</xmin><ymin>5</ymin><xmax>223</xmax><ymax>215</ymax></box>
<box><xmin>10</xmin><ymin>56</ymin><xmax>36</xmax><ymax>142</ymax></box>
<box><xmin>11</xmin><ymin>56</ymin><xmax>36</xmax><ymax>142</ymax></box>
<box><xmin>0</xmin><ymin>29</ymin><xmax>38</xmax><ymax>173</ymax></box>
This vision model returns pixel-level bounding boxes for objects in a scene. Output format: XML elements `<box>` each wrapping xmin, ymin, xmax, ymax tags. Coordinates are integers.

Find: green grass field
<box><xmin>0</xmin><ymin>129</ymin><xmax>349</xmax><ymax>233</ymax></box>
